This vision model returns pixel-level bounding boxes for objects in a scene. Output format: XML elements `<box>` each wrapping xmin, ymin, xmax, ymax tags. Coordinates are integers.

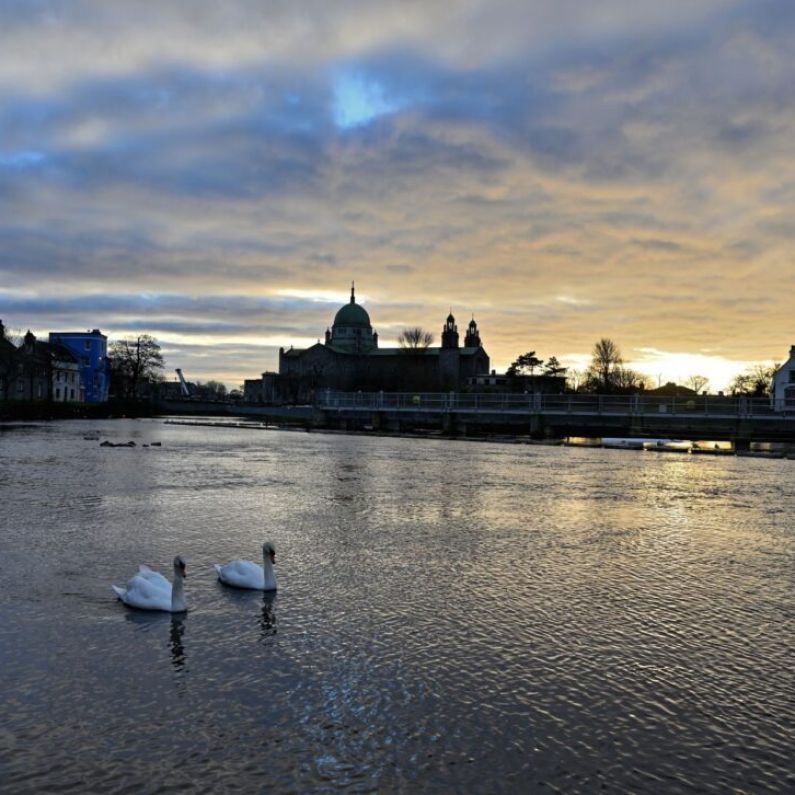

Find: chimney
<box><xmin>790</xmin><ymin>345</ymin><xmax>795</xmax><ymax>358</ymax></box>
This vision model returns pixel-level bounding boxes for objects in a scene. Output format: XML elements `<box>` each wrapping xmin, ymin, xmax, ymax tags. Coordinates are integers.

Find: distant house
<box><xmin>646</xmin><ymin>382</ymin><xmax>697</xmax><ymax>398</ymax></box>
<box><xmin>244</xmin><ymin>378</ymin><xmax>263</xmax><ymax>403</ymax></box>
<box><xmin>772</xmin><ymin>345</ymin><xmax>795</xmax><ymax>410</ymax></box>
<box><xmin>10</xmin><ymin>330</ymin><xmax>81</xmax><ymax>403</ymax></box>
<box><xmin>0</xmin><ymin>320</ymin><xmax>17</xmax><ymax>401</ymax></box>
<box><xmin>466</xmin><ymin>371</ymin><xmax>566</xmax><ymax>394</ymax></box>
<box><xmin>48</xmin><ymin>329</ymin><xmax>109</xmax><ymax>402</ymax></box>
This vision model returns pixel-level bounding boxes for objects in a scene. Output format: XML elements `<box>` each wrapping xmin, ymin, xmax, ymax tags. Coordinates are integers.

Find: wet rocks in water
<box><xmin>99</xmin><ymin>440</ymin><xmax>136</xmax><ymax>447</ymax></box>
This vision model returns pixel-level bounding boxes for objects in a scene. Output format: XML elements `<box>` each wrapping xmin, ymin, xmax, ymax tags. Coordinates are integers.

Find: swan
<box><xmin>214</xmin><ymin>542</ymin><xmax>277</xmax><ymax>591</ymax></box>
<box><xmin>112</xmin><ymin>556</ymin><xmax>188</xmax><ymax>612</ymax></box>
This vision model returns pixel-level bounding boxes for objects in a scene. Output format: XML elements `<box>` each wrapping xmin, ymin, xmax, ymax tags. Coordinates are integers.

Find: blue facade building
<box><xmin>48</xmin><ymin>329</ymin><xmax>109</xmax><ymax>402</ymax></box>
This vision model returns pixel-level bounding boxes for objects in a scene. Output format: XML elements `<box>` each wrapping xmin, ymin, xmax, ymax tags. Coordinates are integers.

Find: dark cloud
<box><xmin>629</xmin><ymin>239</ymin><xmax>685</xmax><ymax>252</ymax></box>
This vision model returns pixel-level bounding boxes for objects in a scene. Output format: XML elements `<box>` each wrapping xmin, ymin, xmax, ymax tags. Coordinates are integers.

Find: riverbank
<box><xmin>0</xmin><ymin>399</ymin><xmax>155</xmax><ymax>422</ymax></box>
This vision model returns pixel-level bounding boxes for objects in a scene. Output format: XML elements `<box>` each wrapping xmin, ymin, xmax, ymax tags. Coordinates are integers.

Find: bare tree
<box><xmin>195</xmin><ymin>380</ymin><xmax>228</xmax><ymax>400</ymax></box>
<box><xmin>729</xmin><ymin>363</ymin><xmax>779</xmax><ymax>397</ymax></box>
<box><xmin>613</xmin><ymin>367</ymin><xmax>651</xmax><ymax>392</ymax></box>
<box><xmin>586</xmin><ymin>338</ymin><xmax>623</xmax><ymax>392</ymax></box>
<box><xmin>3</xmin><ymin>326</ymin><xmax>25</xmax><ymax>346</ymax></box>
<box><xmin>566</xmin><ymin>368</ymin><xmax>586</xmax><ymax>392</ymax></box>
<box><xmin>685</xmin><ymin>374</ymin><xmax>709</xmax><ymax>394</ymax></box>
<box><xmin>108</xmin><ymin>335</ymin><xmax>165</xmax><ymax>398</ymax></box>
<box><xmin>398</xmin><ymin>327</ymin><xmax>434</xmax><ymax>350</ymax></box>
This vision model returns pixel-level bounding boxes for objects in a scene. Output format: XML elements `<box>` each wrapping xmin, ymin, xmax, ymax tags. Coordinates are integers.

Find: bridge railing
<box><xmin>316</xmin><ymin>390</ymin><xmax>792</xmax><ymax>418</ymax></box>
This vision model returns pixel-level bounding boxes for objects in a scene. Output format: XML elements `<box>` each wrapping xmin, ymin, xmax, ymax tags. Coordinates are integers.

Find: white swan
<box><xmin>214</xmin><ymin>542</ymin><xmax>277</xmax><ymax>591</ymax></box>
<box><xmin>112</xmin><ymin>556</ymin><xmax>188</xmax><ymax>612</ymax></box>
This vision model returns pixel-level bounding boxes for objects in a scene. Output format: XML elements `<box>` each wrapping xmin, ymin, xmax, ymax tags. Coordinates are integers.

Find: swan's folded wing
<box><xmin>124</xmin><ymin>574</ymin><xmax>172</xmax><ymax>610</ymax></box>
<box><xmin>135</xmin><ymin>567</ymin><xmax>170</xmax><ymax>590</ymax></box>
<box><xmin>218</xmin><ymin>560</ymin><xmax>264</xmax><ymax>588</ymax></box>
<box><xmin>231</xmin><ymin>560</ymin><xmax>259</xmax><ymax>575</ymax></box>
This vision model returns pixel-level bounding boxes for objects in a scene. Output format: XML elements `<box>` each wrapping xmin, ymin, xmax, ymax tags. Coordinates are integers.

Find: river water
<box><xmin>0</xmin><ymin>419</ymin><xmax>793</xmax><ymax>793</ymax></box>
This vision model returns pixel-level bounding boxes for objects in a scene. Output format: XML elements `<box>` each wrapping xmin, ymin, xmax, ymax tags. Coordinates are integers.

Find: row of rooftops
<box><xmin>1</xmin><ymin>321</ymin><xmax>106</xmax><ymax>361</ymax></box>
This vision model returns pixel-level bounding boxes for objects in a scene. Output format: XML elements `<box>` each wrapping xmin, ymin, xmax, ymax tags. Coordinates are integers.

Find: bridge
<box><xmin>314</xmin><ymin>391</ymin><xmax>795</xmax><ymax>445</ymax></box>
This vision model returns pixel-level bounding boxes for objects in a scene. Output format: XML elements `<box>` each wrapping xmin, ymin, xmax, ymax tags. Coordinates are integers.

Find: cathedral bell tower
<box><xmin>464</xmin><ymin>317</ymin><xmax>481</xmax><ymax>348</ymax></box>
<box><xmin>441</xmin><ymin>313</ymin><xmax>459</xmax><ymax>349</ymax></box>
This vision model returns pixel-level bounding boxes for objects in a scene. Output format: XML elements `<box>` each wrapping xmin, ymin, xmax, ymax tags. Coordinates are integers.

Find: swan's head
<box><xmin>262</xmin><ymin>542</ymin><xmax>276</xmax><ymax>564</ymax></box>
<box><xmin>173</xmin><ymin>555</ymin><xmax>187</xmax><ymax>578</ymax></box>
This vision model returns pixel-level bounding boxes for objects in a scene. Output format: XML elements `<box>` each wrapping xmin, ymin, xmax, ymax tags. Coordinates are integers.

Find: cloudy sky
<box><xmin>1</xmin><ymin>0</ymin><xmax>792</xmax><ymax>389</ymax></box>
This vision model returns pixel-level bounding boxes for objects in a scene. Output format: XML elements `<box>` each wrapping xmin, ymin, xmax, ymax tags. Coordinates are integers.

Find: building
<box><xmin>467</xmin><ymin>372</ymin><xmax>566</xmax><ymax>393</ymax></box>
<box><xmin>772</xmin><ymin>345</ymin><xmax>795</xmax><ymax>410</ymax></box>
<box><xmin>48</xmin><ymin>329</ymin><xmax>109</xmax><ymax>402</ymax></box>
<box><xmin>247</xmin><ymin>285</ymin><xmax>490</xmax><ymax>403</ymax></box>
<box><xmin>0</xmin><ymin>320</ymin><xmax>18</xmax><ymax>401</ymax></box>
<box><xmin>0</xmin><ymin>326</ymin><xmax>82</xmax><ymax>403</ymax></box>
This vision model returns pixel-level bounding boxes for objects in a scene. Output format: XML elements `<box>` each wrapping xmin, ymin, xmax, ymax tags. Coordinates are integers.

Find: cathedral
<box><xmin>248</xmin><ymin>285</ymin><xmax>490</xmax><ymax>403</ymax></box>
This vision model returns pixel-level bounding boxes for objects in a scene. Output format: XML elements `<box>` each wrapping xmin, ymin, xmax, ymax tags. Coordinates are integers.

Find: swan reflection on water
<box><xmin>123</xmin><ymin>608</ymin><xmax>172</xmax><ymax>630</ymax></box>
<box><xmin>169</xmin><ymin>616</ymin><xmax>187</xmax><ymax>671</ymax></box>
<box><xmin>123</xmin><ymin>610</ymin><xmax>188</xmax><ymax>673</ymax></box>
<box><xmin>259</xmin><ymin>590</ymin><xmax>277</xmax><ymax>642</ymax></box>
<box><xmin>216</xmin><ymin>585</ymin><xmax>278</xmax><ymax>642</ymax></box>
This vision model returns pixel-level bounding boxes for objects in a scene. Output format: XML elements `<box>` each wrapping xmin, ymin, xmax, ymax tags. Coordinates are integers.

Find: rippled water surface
<box><xmin>1</xmin><ymin>419</ymin><xmax>793</xmax><ymax>793</ymax></box>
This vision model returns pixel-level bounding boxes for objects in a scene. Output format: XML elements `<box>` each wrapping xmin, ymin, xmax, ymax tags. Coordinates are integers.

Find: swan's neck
<box><xmin>171</xmin><ymin>572</ymin><xmax>186</xmax><ymax>612</ymax></box>
<box><xmin>262</xmin><ymin>555</ymin><xmax>276</xmax><ymax>589</ymax></box>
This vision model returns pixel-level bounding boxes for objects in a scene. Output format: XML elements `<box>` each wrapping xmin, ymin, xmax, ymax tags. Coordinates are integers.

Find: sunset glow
<box><xmin>1</xmin><ymin>1</ymin><xmax>792</xmax><ymax>389</ymax></box>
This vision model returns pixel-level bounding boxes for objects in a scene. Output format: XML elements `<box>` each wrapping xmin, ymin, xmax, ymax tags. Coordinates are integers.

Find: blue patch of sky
<box><xmin>0</xmin><ymin>150</ymin><xmax>45</xmax><ymax>168</ymax></box>
<box><xmin>332</xmin><ymin>71</ymin><xmax>405</xmax><ymax>128</ymax></box>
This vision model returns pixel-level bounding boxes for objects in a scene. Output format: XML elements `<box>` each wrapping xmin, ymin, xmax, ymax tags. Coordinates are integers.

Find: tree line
<box><xmin>109</xmin><ymin>330</ymin><xmax>783</xmax><ymax>400</ymax></box>
<box><xmin>509</xmin><ymin>337</ymin><xmax>780</xmax><ymax>396</ymax></box>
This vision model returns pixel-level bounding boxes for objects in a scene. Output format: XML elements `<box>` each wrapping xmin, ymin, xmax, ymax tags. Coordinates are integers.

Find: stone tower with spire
<box><xmin>441</xmin><ymin>312</ymin><xmax>459</xmax><ymax>349</ymax></box>
<box><xmin>464</xmin><ymin>317</ymin><xmax>481</xmax><ymax>348</ymax></box>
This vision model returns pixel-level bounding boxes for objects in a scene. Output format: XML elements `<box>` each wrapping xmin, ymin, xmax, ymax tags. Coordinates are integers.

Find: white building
<box><xmin>52</xmin><ymin>357</ymin><xmax>82</xmax><ymax>402</ymax></box>
<box><xmin>771</xmin><ymin>345</ymin><xmax>795</xmax><ymax>410</ymax></box>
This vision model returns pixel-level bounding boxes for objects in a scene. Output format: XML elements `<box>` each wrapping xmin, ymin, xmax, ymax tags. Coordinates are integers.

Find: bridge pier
<box><xmin>529</xmin><ymin>414</ymin><xmax>544</xmax><ymax>439</ymax></box>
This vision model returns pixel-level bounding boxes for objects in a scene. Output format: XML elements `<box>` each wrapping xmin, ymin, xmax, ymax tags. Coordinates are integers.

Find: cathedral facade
<box><xmin>247</xmin><ymin>285</ymin><xmax>490</xmax><ymax>404</ymax></box>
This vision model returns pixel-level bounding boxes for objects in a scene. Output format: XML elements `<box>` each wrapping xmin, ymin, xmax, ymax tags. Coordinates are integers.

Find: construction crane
<box><xmin>175</xmin><ymin>368</ymin><xmax>192</xmax><ymax>398</ymax></box>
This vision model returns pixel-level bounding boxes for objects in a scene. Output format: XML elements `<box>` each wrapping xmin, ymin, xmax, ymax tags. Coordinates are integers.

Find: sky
<box><xmin>1</xmin><ymin>0</ymin><xmax>793</xmax><ymax>391</ymax></box>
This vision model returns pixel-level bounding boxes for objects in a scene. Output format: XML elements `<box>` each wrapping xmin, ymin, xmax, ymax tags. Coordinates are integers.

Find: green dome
<box><xmin>333</xmin><ymin>301</ymin><xmax>371</xmax><ymax>328</ymax></box>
